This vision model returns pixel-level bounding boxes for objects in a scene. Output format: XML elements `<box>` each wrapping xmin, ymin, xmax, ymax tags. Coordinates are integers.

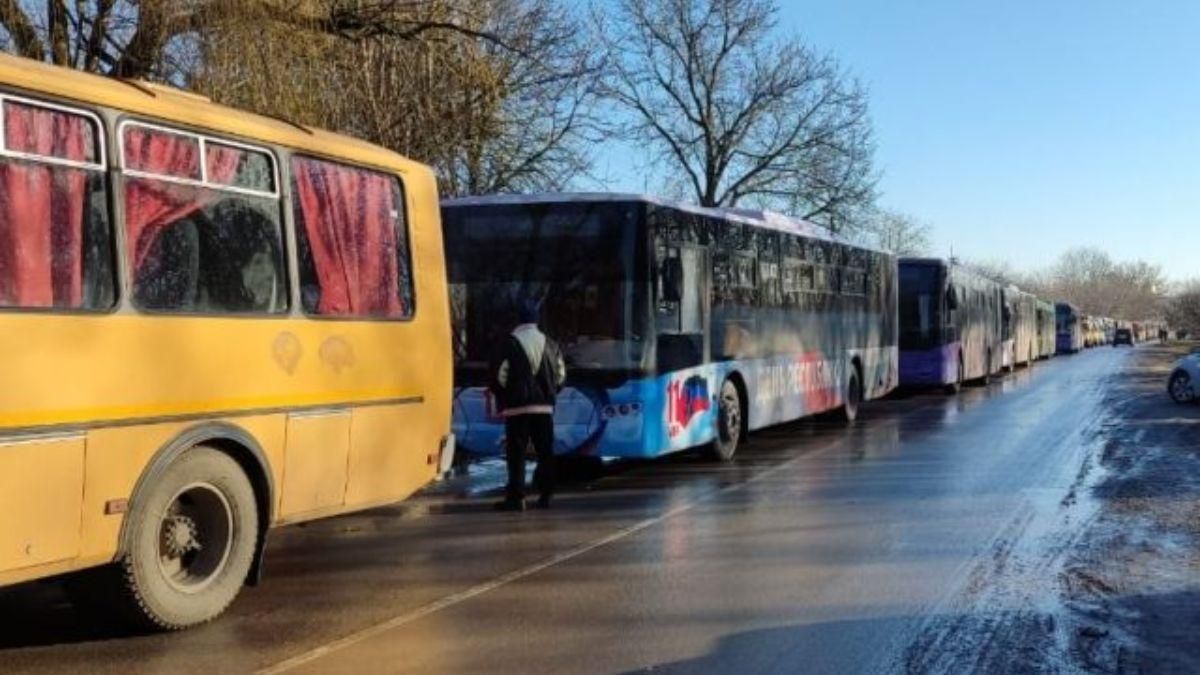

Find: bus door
<box><xmin>656</xmin><ymin>246</ymin><xmax>709</xmax><ymax>373</ymax></box>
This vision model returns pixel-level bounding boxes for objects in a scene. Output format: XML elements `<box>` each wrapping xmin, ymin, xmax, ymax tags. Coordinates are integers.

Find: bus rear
<box><xmin>1056</xmin><ymin>302</ymin><xmax>1083</xmax><ymax>353</ymax></box>
<box><xmin>899</xmin><ymin>259</ymin><xmax>957</xmax><ymax>387</ymax></box>
<box><xmin>445</xmin><ymin>197</ymin><xmax>654</xmax><ymax>459</ymax></box>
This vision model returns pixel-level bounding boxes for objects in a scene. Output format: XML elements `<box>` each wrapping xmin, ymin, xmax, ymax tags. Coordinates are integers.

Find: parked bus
<box><xmin>899</xmin><ymin>259</ymin><xmax>1004</xmax><ymax>392</ymax></box>
<box><xmin>0</xmin><ymin>55</ymin><xmax>453</xmax><ymax>629</ymax></box>
<box><xmin>1082</xmin><ymin>316</ymin><xmax>1105</xmax><ymax>348</ymax></box>
<box><xmin>1036</xmin><ymin>299</ymin><xmax>1057</xmax><ymax>359</ymax></box>
<box><xmin>1056</xmin><ymin>302</ymin><xmax>1084</xmax><ymax>353</ymax></box>
<box><xmin>1001</xmin><ymin>286</ymin><xmax>1038</xmax><ymax>370</ymax></box>
<box><xmin>444</xmin><ymin>194</ymin><xmax>898</xmax><ymax>462</ymax></box>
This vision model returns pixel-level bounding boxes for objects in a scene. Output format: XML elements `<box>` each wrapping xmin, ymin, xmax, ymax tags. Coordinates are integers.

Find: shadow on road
<box><xmin>0</xmin><ymin>578</ymin><xmax>148</xmax><ymax>649</ymax></box>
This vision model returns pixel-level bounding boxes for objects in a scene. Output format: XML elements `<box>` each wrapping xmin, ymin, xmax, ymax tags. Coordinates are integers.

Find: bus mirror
<box><xmin>662</xmin><ymin>258</ymin><xmax>684</xmax><ymax>303</ymax></box>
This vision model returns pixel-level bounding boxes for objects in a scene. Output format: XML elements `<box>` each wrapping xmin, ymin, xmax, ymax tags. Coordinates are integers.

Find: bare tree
<box><xmin>960</xmin><ymin>259</ymin><xmax>1038</xmax><ymax>288</ymax></box>
<box><xmin>202</xmin><ymin>0</ymin><xmax>603</xmax><ymax>195</ymax></box>
<box><xmin>1029</xmin><ymin>248</ymin><xmax>1167</xmax><ymax>320</ymax></box>
<box><xmin>0</xmin><ymin>1</ymin><xmax>545</xmax><ymax>79</ymax></box>
<box><xmin>863</xmin><ymin>208</ymin><xmax>931</xmax><ymax>256</ymax></box>
<box><xmin>2</xmin><ymin>1</ymin><xmax>602</xmax><ymax>193</ymax></box>
<box><xmin>598</xmin><ymin>0</ymin><xmax>876</xmax><ymax>232</ymax></box>
<box><xmin>1165</xmin><ymin>280</ymin><xmax>1200</xmax><ymax>335</ymax></box>
<box><xmin>0</xmin><ymin>0</ymin><xmax>204</xmax><ymax>79</ymax></box>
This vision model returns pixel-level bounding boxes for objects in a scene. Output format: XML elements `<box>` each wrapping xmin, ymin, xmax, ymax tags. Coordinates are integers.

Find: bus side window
<box><xmin>123</xmin><ymin>124</ymin><xmax>286</xmax><ymax>315</ymax></box>
<box><xmin>0</xmin><ymin>97</ymin><xmax>114</xmax><ymax>310</ymax></box>
<box><xmin>656</xmin><ymin>244</ymin><xmax>682</xmax><ymax>331</ymax></box>
<box><xmin>291</xmin><ymin>156</ymin><xmax>414</xmax><ymax>319</ymax></box>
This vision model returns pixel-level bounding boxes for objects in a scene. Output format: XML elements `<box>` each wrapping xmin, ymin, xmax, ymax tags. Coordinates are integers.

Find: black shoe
<box><xmin>494</xmin><ymin>498</ymin><xmax>526</xmax><ymax>512</ymax></box>
<box><xmin>535</xmin><ymin>494</ymin><xmax>552</xmax><ymax>510</ymax></box>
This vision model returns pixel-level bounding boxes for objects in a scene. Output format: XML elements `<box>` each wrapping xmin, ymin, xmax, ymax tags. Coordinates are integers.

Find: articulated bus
<box><xmin>1056</xmin><ymin>302</ymin><xmax>1084</xmax><ymax>353</ymax></box>
<box><xmin>1001</xmin><ymin>286</ymin><xmax>1038</xmax><ymax>370</ymax></box>
<box><xmin>444</xmin><ymin>194</ymin><xmax>898</xmax><ymax>461</ymax></box>
<box><xmin>1036</xmin><ymin>299</ymin><xmax>1057</xmax><ymax>359</ymax></box>
<box><xmin>0</xmin><ymin>55</ymin><xmax>453</xmax><ymax>629</ymax></box>
<box><xmin>899</xmin><ymin>258</ymin><xmax>1003</xmax><ymax>392</ymax></box>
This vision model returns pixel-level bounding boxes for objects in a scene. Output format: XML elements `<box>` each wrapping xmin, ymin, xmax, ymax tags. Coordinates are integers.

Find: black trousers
<box><xmin>504</xmin><ymin>414</ymin><xmax>556</xmax><ymax>501</ymax></box>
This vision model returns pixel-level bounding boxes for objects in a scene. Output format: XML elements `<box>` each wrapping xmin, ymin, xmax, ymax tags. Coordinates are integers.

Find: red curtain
<box><xmin>123</xmin><ymin>128</ymin><xmax>240</xmax><ymax>272</ymax></box>
<box><xmin>0</xmin><ymin>103</ymin><xmax>90</xmax><ymax>307</ymax></box>
<box><xmin>292</xmin><ymin>157</ymin><xmax>403</xmax><ymax>316</ymax></box>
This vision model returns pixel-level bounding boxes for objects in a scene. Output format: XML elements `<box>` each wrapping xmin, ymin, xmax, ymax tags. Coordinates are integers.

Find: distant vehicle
<box><xmin>1081</xmin><ymin>315</ymin><xmax>1105</xmax><ymax>348</ymax></box>
<box><xmin>1036</xmin><ymin>299</ymin><xmax>1057</xmax><ymax>359</ymax></box>
<box><xmin>1113</xmin><ymin>328</ymin><xmax>1134</xmax><ymax>347</ymax></box>
<box><xmin>1167</xmin><ymin>351</ymin><xmax>1200</xmax><ymax>404</ymax></box>
<box><xmin>1103</xmin><ymin>317</ymin><xmax>1116</xmax><ymax>345</ymax></box>
<box><xmin>1001</xmin><ymin>286</ymin><xmax>1038</xmax><ymax>370</ymax></box>
<box><xmin>444</xmin><ymin>194</ymin><xmax>899</xmax><ymax>462</ymax></box>
<box><xmin>899</xmin><ymin>258</ymin><xmax>1003</xmax><ymax>393</ymax></box>
<box><xmin>0</xmin><ymin>55</ymin><xmax>453</xmax><ymax>629</ymax></box>
<box><xmin>1056</xmin><ymin>302</ymin><xmax>1084</xmax><ymax>354</ymax></box>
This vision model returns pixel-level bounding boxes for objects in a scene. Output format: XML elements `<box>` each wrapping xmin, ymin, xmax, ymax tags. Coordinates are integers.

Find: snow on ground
<box><xmin>903</xmin><ymin>343</ymin><xmax>1200</xmax><ymax>674</ymax></box>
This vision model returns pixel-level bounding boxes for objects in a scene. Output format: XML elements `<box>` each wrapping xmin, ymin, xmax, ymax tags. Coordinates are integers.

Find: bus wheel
<box><xmin>708</xmin><ymin>379</ymin><xmax>743</xmax><ymax>461</ymax></box>
<box><xmin>114</xmin><ymin>447</ymin><xmax>258</xmax><ymax>630</ymax></box>
<box><xmin>840</xmin><ymin>366</ymin><xmax>863</xmax><ymax>424</ymax></box>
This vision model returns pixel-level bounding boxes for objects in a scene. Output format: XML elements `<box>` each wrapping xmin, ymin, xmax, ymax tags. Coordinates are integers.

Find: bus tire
<box><xmin>111</xmin><ymin>447</ymin><xmax>258</xmax><ymax>630</ymax></box>
<box><xmin>707</xmin><ymin>379</ymin><xmax>743</xmax><ymax>462</ymax></box>
<box><xmin>840</xmin><ymin>365</ymin><xmax>863</xmax><ymax>424</ymax></box>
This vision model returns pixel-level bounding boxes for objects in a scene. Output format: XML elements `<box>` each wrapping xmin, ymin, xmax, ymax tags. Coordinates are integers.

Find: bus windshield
<box><xmin>444</xmin><ymin>201</ymin><xmax>647</xmax><ymax>371</ymax></box>
<box><xmin>900</xmin><ymin>263</ymin><xmax>943</xmax><ymax>349</ymax></box>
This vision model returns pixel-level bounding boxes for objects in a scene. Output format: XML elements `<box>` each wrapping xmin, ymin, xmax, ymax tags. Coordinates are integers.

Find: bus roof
<box><xmin>0</xmin><ymin>53</ymin><xmax>432</xmax><ymax>180</ymax></box>
<box><xmin>442</xmin><ymin>192</ymin><xmax>885</xmax><ymax>254</ymax></box>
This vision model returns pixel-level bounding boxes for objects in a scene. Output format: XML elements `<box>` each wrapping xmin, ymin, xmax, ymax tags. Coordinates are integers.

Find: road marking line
<box><xmin>257</xmin><ymin>450</ymin><xmax>814</xmax><ymax>675</ymax></box>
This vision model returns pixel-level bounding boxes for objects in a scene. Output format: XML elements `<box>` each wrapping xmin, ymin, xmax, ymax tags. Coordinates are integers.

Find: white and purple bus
<box><xmin>443</xmin><ymin>194</ymin><xmax>898</xmax><ymax>461</ymax></box>
<box><xmin>899</xmin><ymin>258</ymin><xmax>1005</xmax><ymax>393</ymax></box>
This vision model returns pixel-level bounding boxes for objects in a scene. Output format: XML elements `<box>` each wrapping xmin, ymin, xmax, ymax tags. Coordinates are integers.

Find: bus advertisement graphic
<box><xmin>667</xmin><ymin>374</ymin><xmax>711</xmax><ymax>439</ymax></box>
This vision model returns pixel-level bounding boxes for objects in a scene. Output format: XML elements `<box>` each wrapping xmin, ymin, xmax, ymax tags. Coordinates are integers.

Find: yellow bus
<box><xmin>0</xmin><ymin>54</ymin><xmax>453</xmax><ymax>629</ymax></box>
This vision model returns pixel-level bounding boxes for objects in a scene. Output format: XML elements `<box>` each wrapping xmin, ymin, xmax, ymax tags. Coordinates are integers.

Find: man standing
<box><xmin>490</xmin><ymin>299</ymin><xmax>566</xmax><ymax>511</ymax></box>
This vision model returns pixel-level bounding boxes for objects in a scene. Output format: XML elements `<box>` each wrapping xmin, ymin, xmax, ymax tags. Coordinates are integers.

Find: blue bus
<box><xmin>899</xmin><ymin>259</ymin><xmax>1005</xmax><ymax>392</ymax></box>
<box><xmin>443</xmin><ymin>194</ymin><xmax>898</xmax><ymax>461</ymax></box>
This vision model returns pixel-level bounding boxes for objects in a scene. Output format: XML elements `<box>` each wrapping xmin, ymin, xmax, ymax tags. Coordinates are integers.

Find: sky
<box><xmin>596</xmin><ymin>1</ymin><xmax>1200</xmax><ymax>282</ymax></box>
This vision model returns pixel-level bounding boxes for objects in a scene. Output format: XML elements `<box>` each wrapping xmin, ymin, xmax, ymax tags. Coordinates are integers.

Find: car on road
<box><xmin>1167</xmin><ymin>350</ymin><xmax>1200</xmax><ymax>404</ymax></box>
<box><xmin>1113</xmin><ymin>328</ymin><xmax>1134</xmax><ymax>347</ymax></box>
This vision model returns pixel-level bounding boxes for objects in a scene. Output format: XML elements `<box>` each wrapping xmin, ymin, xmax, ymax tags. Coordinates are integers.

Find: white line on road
<box><xmin>257</xmin><ymin>446</ymin><xmax>822</xmax><ymax>675</ymax></box>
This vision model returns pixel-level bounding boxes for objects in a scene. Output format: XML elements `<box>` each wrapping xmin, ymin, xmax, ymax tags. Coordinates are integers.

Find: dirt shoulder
<box><xmin>1062</xmin><ymin>343</ymin><xmax>1200</xmax><ymax>673</ymax></box>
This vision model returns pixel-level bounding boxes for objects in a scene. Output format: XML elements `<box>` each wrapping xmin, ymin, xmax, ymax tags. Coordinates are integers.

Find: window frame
<box><xmin>289</xmin><ymin>153</ymin><xmax>417</xmax><ymax>322</ymax></box>
<box><xmin>117</xmin><ymin>119</ymin><xmax>280</xmax><ymax>200</ymax></box>
<box><xmin>117</xmin><ymin>118</ymin><xmax>290</xmax><ymax>317</ymax></box>
<box><xmin>0</xmin><ymin>92</ymin><xmax>116</xmax><ymax>314</ymax></box>
<box><xmin>0</xmin><ymin>93</ymin><xmax>107</xmax><ymax>171</ymax></box>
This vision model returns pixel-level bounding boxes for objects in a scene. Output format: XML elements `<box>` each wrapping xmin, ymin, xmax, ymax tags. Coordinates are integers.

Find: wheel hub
<box><xmin>162</xmin><ymin>514</ymin><xmax>202</xmax><ymax>558</ymax></box>
<box><xmin>720</xmin><ymin>390</ymin><xmax>740</xmax><ymax>442</ymax></box>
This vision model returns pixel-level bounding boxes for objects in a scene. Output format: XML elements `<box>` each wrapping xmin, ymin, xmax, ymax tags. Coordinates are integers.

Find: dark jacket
<box><xmin>489</xmin><ymin>325</ymin><xmax>566</xmax><ymax>415</ymax></box>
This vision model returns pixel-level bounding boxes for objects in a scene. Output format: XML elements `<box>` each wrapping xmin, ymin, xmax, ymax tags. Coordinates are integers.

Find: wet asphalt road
<box><xmin>1</xmin><ymin>347</ymin><xmax>1131</xmax><ymax>675</ymax></box>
